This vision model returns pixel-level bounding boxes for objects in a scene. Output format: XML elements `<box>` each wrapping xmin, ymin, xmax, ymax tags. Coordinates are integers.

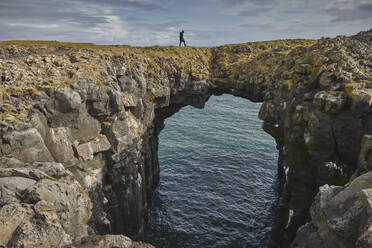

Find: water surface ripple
<box><xmin>146</xmin><ymin>94</ymin><xmax>279</xmax><ymax>248</ymax></box>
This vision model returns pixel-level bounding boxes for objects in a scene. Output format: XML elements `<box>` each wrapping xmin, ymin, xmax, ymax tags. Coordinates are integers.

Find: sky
<box><xmin>0</xmin><ymin>0</ymin><xmax>371</xmax><ymax>46</ymax></box>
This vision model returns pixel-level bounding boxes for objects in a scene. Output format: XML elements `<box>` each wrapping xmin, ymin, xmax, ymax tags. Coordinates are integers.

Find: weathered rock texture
<box><xmin>0</xmin><ymin>29</ymin><xmax>371</xmax><ymax>247</ymax></box>
<box><xmin>290</xmin><ymin>171</ymin><xmax>372</xmax><ymax>248</ymax></box>
<box><xmin>67</xmin><ymin>235</ymin><xmax>155</xmax><ymax>248</ymax></box>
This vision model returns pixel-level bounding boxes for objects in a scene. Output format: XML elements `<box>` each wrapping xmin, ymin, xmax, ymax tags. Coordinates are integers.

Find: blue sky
<box><xmin>0</xmin><ymin>0</ymin><xmax>371</xmax><ymax>46</ymax></box>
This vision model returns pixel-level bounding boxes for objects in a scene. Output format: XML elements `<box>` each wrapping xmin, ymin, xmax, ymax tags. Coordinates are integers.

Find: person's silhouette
<box><xmin>179</xmin><ymin>30</ymin><xmax>186</xmax><ymax>47</ymax></box>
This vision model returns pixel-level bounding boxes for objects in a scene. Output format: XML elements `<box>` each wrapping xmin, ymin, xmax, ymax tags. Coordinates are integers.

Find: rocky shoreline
<box><xmin>0</xmin><ymin>29</ymin><xmax>371</xmax><ymax>247</ymax></box>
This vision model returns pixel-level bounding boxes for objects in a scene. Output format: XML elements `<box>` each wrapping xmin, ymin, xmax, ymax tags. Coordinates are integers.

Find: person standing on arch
<box><xmin>179</xmin><ymin>30</ymin><xmax>186</xmax><ymax>47</ymax></box>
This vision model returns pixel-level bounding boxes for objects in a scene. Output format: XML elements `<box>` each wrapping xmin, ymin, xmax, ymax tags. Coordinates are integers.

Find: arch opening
<box><xmin>145</xmin><ymin>94</ymin><xmax>280</xmax><ymax>247</ymax></box>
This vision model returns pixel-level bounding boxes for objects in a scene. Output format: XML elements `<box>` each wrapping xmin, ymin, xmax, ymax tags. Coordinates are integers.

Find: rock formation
<box><xmin>291</xmin><ymin>170</ymin><xmax>372</xmax><ymax>248</ymax></box>
<box><xmin>0</xmin><ymin>29</ymin><xmax>371</xmax><ymax>247</ymax></box>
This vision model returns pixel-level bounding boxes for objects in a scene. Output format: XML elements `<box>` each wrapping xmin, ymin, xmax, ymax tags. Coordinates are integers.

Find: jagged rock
<box><xmin>306</xmin><ymin>111</ymin><xmax>334</xmax><ymax>159</ymax></box>
<box><xmin>47</xmin><ymin>127</ymin><xmax>74</xmax><ymax>163</ymax></box>
<box><xmin>0</xmin><ymin>164</ymin><xmax>91</xmax><ymax>247</ymax></box>
<box><xmin>23</xmin><ymin>178</ymin><xmax>91</xmax><ymax>237</ymax></box>
<box><xmin>74</xmin><ymin>153</ymin><xmax>106</xmax><ymax>172</ymax></box>
<box><xmin>5</xmin><ymin>206</ymin><xmax>73</xmax><ymax>248</ymax></box>
<box><xmin>351</xmin><ymin>89</ymin><xmax>372</xmax><ymax>117</ymax></box>
<box><xmin>30</xmin><ymin>112</ymin><xmax>50</xmax><ymax>143</ymax></box>
<box><xmin>69</xmin><ymin>108</ymin><xmax>101</xmax><ymax>143</ymax></box>
<box><xmin>122</xmin><ymin>94</ymin><xmax>138</xmax><ymax>107</ymax></box>
<box><xmin>313</xmin><ymin>91</ymin><xmax>347</xmax><ymax>114</ymax></box>
<box><xmin>56</xmin><ymin>88</ymin><xmax>82</xmax><ymax>113</ymax></box>
<box><xmin>86</xmin><ymin>85</ymin><xmax>110</xmax><ymax>116</ymax></box>
<box><xmin>29</xmin><ymin>162</ymin><xmax>71</xmax><ymax>179</ymax></box>
<box><xmin>0</xmin><ymin>157</ymin><xmax>24</xmax><ymax>168</ymax></box>
<box><xmin>118</xmin><ymin>75</ymin><xmax>137</xmax><ymax>94</ymax></box>
<box><xmin>76</xmin><ymin>135</ymin><xmax>111</xmax><ymax>161</ymax></box>
<box><xmin>0</xmin><ymin>30</ymin><xmax>371</xmax><ymax>248</ymax></box>
<box><xmin>2</xmin><ymin>128</ymin><xmax>54</xmax><ymax>163</ymax></box>
<box><xmin>0</xmin><ymin>203</ymin><xmax>35</xmax><ymax>247</ymax></box>
<box><xmin>292</xmin><ymin>171</ymin><xmax>372</xmax><ymax>248</ymax></box>
<box><xmin>289</xmin><ymin>223</ymin><xmax>324</xmax><ymax>248</ymax></box>
<box><xmin>67</xmin><ymin>234</ymin><xmax>155</xmax><ymax>248</ymax></box>
<box><xmin>0</xmin><ymin>176</ymin><xmax>36</xmax><ymax>206</ymax></box>
<box><xmin>318</xmin><ymin>71</ymin><xmax>333</xmax><ymax>88</ymax></box>
<box><xmin>108</xmin><ymin>89</ymin><xmax>124</xmax><ymax>112</ymax></box>
<box><xmin>103</xmin><ymin>116</ymin><xmax>133</xmax><ymax>153</ymax></box>
<box><xmin>118</xmin><ymin>74</ymin><xmax>147</xmax><ymax>99</ymax></box>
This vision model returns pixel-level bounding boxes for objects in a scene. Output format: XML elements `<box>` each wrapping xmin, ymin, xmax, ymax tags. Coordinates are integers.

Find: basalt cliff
<box><xmin>0</xmin><ymin>29</ymin><xmax>371</xmax><ymax>248</ymax></box>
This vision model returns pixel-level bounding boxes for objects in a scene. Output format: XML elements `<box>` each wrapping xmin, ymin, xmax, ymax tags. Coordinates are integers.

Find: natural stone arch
<box><xmin>98</xmin><ymin>32</ymin><xmax>372</xmax><ymax>246</ymax></box>
<box><xmin>0</xmin><ymin>30</ymin><xmax>371</xmax><ymax>247</ymax></box>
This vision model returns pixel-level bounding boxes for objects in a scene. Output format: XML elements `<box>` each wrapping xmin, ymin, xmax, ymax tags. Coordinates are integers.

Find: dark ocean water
<box><xmin>145</xmin><ymin>94</ymin><xmax>279</xmax><ymax>248</ymax></box>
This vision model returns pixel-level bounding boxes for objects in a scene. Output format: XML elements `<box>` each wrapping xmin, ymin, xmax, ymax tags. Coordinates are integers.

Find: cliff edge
<box><xmin>0</xmin><ymin>29</ymin><xmax>371</xmax><ymax>247</ymax></box>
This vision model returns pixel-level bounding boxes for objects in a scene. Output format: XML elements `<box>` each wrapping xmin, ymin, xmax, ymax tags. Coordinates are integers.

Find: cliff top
<box><xmin>0</xmin><ymin>30</ymin><xmax>371</xmax><ymax>132</ymax></box>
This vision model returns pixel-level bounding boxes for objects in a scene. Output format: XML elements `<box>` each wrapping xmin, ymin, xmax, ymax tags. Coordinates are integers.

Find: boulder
<box><xmin>5</xmin><ymin>207</ymin><xmax>73</xmax><ymax>248</ymax></box>
<box><xmin>0</xmin><ymin>176</ymin><xmax>36</xmax><ymax>207</ymax></box>
<box><xmin>118</xmin><ymin>75</ymin><xmax>137</xmax><ymax>94</ymax></box>
<box><xmin>103</xmin><ymin>116</ymin><xmax>134</xmax><ymax>153</ymax></box>
<box><xmin>47</xmin><ymin>127</ymin><xmax>74</xmax><ymax>163</ymax></box>
<box><xmin>70</xmin><ymin>109</ymin><xmax>101</xmax><ymax>143</ymax></box>
<box><xmin>0</xmin><ymin>203</ymin><xmax>35</xmax><ymax>247</ymax></box>
<box><xmin>86</xmin><ymin>85</ymin><xmax>110</xmax><ymax>115</ymax></box>
<box><xmin>108</xmin><ymin>89</ymin><xmax>124</xmax><ymax>112</ymax></box>
<box><xmin>3</xmin><ymin>128</ymin><xmax>54</xmax><ymax>163</ymax></box>
<box><xmin>292</xmin><ymin>171</ymin><xmax>372</xmax><ymax>248</ymax></box>
<box><xmin>0</xmin><ymin>164</ymin><xmax>91</xmax><ymax>247</ymax></box>
<box><xmin>56</xmin><ymin>88</ymin><xmax>82</xmax><ymax>113</ymax></box>
<box><xmin>76</xmin><ymin>135</ymin><xmax>111</xmax><ymax>161</ymax></box>
<box><xmin>30</xmin><ymin>112</ymin><xmax>50</xmax><ymax>142</ymax></box>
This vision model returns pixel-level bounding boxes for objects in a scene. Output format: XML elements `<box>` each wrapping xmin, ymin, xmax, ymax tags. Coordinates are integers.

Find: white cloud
<box><xmin>92</xmin><ymin>15</ymin><xmax>129</xmax><ymax>43</ymax></box>
<box><xmin>0</xmin><ymin>0</ymin><xmax>370</xmax><ymax>46</ymax></box>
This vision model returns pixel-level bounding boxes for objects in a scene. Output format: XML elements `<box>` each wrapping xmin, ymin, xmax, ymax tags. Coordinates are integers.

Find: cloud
<box><xmin>75</xmin><ymin>0</ymin><xmax>161</xmax><ymax>11</ymax></box>
<box><xmin>221</xmin><ymin>0</ymin><xmax>277</xmax><ymax>6</ymax></box>
<box><xmin>92</xmin><ymin>15</ymin><xmax>128</xmax><ymax>43</ymax></box>
<box><xmin>0</xmin><ymin>0</ymin><xmax>134</xmax><ymax>43</ymax></box>
<box><xmin>325</xmin><ymin>0</ymin><xmax>372</xmax><ymax>22</ymax></box>
<box><xmin>122</xmin><ymin>20</ymin><xmax>187</xmax><ymax>46</ymax></box>
<box><xmin>360</xmin><ymin>3</ymin><xmax>372</xmax><ymax>12</ymax></box>
<box><xmin>238</xmin><ymin>7</ymin><xmax>270</xmax><ymax>16</ymax></box>
<box><xmin>238</xmin><ymin>23</ymin><xmax>273</xmax><ymax>30</ymax></box>
<box><xmin>218</xmin><ymin>0</ymin><xmax>277</xmax><ymax>17</ymax></box>
<box><xmin>0</xmin><ymin>0</ymin><xmax>370</xmax><ymax>46</ymax></box>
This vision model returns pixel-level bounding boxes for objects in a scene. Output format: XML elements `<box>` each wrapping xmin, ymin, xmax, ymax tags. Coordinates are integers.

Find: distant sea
<box><xmin>145</xmin><ymin>94</ymin><xmax>279</xmax><ymax>248</ymax></box>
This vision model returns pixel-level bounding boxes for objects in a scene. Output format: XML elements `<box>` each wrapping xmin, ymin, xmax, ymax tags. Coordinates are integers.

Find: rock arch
<box><xmin>0</xmin><ymin>30</ymin><xmax>371</xmax><ymax>247</ymax></box>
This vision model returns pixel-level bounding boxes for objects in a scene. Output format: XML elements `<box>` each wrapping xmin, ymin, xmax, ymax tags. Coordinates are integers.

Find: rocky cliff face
<box><xmin>0</xmin><ymin>30</ymin><xmax>371</xmax><ymax>247</ymax></box>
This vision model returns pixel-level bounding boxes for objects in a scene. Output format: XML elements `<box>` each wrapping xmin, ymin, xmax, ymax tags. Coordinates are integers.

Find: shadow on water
<box><xmin>145</xmin><ymin>94</ymin><xmax>280</xmax><ymax>248</ymax></box>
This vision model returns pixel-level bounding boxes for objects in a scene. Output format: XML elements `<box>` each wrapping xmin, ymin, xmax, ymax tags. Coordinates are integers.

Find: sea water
<box><xmin>145</xmin><ymin>94</ymin><xmax>279</xmax><ymax>248</ymax></box>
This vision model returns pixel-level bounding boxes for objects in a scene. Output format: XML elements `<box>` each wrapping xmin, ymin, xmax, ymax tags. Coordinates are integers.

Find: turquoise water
<box><xmin>146</xmin><ymin>94</ymin><xmax>279</xmax><ymax>248</ymax></box>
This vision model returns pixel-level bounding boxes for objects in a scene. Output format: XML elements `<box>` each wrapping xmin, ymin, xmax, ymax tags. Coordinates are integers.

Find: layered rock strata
<box><xmin>0</xmin><ymin>30</ymin><xmax>371</xmax><ymax>247</ymax></box>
